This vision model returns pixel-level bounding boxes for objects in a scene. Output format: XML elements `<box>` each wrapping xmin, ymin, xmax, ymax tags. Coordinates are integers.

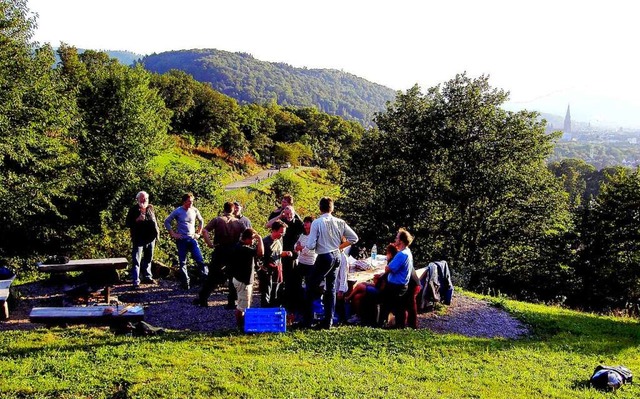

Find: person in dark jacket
<box><xmin>231</xmin><ymin>228</ymin><xmax>264</xmax><ymax>329</ymax></box>
<box><xmin>266</xmin><ymin>205</ymin><xmax>304</xmax><ymax>320</ymax></box>
<box><xmin>125</xmin><ymin>191</ymin><xmax>160</xmax><ymax>288</ymax></box>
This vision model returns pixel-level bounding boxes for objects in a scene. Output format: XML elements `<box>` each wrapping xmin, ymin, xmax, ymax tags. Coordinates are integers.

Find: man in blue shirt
<box><xmin>164</xmin><ymin>193</ymin><xmax>208</xmax><ymax>289</ymax></box>
<box><xmin>380</xmin><ymin>228</ymin><xmax>414</xmax><ymax>328</ymax></box>
<box><xmin>304</xmin><ymin>197</ymin><xmax>358</xmax><ymax>329</ymax></box>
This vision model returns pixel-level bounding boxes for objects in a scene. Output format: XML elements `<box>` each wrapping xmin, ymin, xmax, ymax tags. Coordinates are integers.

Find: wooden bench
<box><xmin>29</xmin><ymin>305</ymin><xmax>144</xmax><ymax>326</ymax></box>
<box><xmin>0</xmin><ymin>275</ymin><xmax>16</xmax><ymax>320</ymax></box>
<box><xmin>38</xmin><ymin>258</ymin><xmax>128</xmax><ymax>303</ymax></box>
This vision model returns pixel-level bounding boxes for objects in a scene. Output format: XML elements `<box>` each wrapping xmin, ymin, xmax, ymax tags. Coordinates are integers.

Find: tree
<box><xmin>238</xmin><ymin>103</ymin><xmax>276</xmax><ymax>163</ymax></box>
<box><xmin>270</xmin><ymin>174</ymin><xmax>301</xmax><ymax>202</ymax></box>
<box><xmin>150</xmin><ymin>69</ymin><xmax>197</xmax><ymax>133</ymax></box>
<box><xmin>272</xmin><ymin>141</ymin><xmax>312</xmax><ymax>166</ymax></box>
<box><xmin>185</xmin><ymin>83</ymin><xmax>241</xmax><ymax>147</ymax></box>
<box><xmin>57</xmin><ymin>47</ymin><xmax>171</xmax><ymax>230</ymax></box>
<box><xmin>549</xmin><ymin>159</ymin><xmax>596</xmax><ymax>209</ymax></box>
<box><xmin>0</xmin><ymin>0</ymin><xmax>79</xmax><ymax>257</ymax></box>
<box><xmin>342</xmin><ymin>74</ymin><xmax>572</xmax><ymax>299</ymax></box>
<box><xmin>575</xmin><ymin>168</ymin><xmax>640</xmax><ymax>309</ymax></box>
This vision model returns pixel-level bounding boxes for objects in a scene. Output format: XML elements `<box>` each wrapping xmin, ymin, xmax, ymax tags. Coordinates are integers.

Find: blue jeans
<box><xmin>176</xmin><ymin>237</ymin><xmax>208</xmax><ymax>286</ymax></box>
<box><xmin>305</xmin><ymin>251</ymin><xmax>340</xmax><ymax>327</ymax></box>
<box><xmin>131</xmin><ymin>240</ymin><xmax>155</xmax><ymax>286</ymax></box>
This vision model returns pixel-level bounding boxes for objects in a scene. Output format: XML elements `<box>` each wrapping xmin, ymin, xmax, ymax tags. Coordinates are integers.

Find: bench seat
<box><xmin>29</xmin><ymin>305</ymin><xmax>144</xmax><ymax>326</ymax></box>
<box><xmin>0</xmin><ymin>276</ymin><xmax>16</xmax><ymax>319</ymax></box>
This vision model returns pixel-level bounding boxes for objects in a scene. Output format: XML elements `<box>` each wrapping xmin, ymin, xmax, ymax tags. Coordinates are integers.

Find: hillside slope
<box><xmin>141</xmin><ymin>48</ymin><xmax>397</xmax><ymax>126</ymax></box>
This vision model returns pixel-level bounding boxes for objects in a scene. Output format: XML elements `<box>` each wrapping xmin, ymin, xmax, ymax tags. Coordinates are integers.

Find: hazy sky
<box><xmin>27</xmin><ymin>0</ymin><xmax>640</xmax><ymax>128</ymax></box>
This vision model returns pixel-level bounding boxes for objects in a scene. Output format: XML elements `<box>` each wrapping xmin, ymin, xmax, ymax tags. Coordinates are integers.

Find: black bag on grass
<box><xmin>590</xmin><ymin>365</ymin><xmax>632</xmax><ymax>391</ymax></box>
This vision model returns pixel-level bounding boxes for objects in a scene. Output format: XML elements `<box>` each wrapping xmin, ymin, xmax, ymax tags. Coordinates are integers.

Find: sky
<box><xmin>27</xmin><ymin>0</ymin><xmax>640</xmax><ymax>129</ymax></box>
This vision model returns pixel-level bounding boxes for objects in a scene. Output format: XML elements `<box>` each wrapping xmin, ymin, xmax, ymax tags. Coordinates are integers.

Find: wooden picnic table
<box><xmin>348</xmin><ymin>266</ymin><xmax>386</xmax><ymax>285</ymax></box>
<box><xmin>348</xmin><ymin>265</ymin><xmax>428</xmax><ymax>285</ymax></box>
<box><xmin>347</xmin><ymin>256</ymin><xmax>388</xmax><ymax>285</ymax></box>
<box><xmin>37</xmin><ymin>257</ymin><xmax>128</xmax><ymax>303</ymax></box>
<box><xmin>37</xmin><ymin>258</ymin><xmax>128</xmax><ymax>273</ymax></box>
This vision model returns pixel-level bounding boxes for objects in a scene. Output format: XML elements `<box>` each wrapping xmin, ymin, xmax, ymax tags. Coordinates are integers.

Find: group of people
<box><xmin>126</xmin><ymin>191</ymin><xmax>419</xmax><ymax>330</ymax></box>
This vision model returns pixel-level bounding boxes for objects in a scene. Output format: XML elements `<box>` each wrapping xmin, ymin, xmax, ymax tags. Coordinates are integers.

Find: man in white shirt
<box><xmin>304</xmin><ymin>197</ymin><xmax>358</xmax><ymax>329</ymax></box>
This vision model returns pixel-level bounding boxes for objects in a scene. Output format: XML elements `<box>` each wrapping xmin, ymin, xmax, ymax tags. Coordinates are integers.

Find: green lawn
<box><xmin>1</xmin><ymin>296</ymin><xmax>638</xmax><ymax>398</ymax></box>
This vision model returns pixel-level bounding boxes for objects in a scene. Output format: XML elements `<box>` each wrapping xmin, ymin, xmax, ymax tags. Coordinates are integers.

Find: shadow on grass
<box><xmin>0</xmin><ymin>327</ymin><xmax>242</xmax><ymax>359</ymax></box>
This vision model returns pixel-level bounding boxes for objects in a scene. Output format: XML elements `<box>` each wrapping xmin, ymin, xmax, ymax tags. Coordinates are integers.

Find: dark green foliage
<box><xmin>548</xmin><ymin>158</ymin><xmax>597</xmax><ymax>209</ymax></box>
<box><xmin>548</xmin><ymin>158</ymin><xmax>625</xmax><ymax>209</ymax></box>
<box><xmin>237</xmin><ymin>103</ymin><xmax>276</xmax><ymax>162</ymax></box>
<box><xmin>53</xmin><ymin>45</ymin><xmax>171</xmax><ymax>253</ymax></box>
<box><xmin>285</xmin><ymin>107</ymin><xmax>364</xmax><ymax>169</ymax></box>
<box><xmin>342</xmin><ymin>75</ymin><xmax>572</xmax><ymax>300</ymax></box>
<box><xmin>149</xmin><ymin>161</ymin><xmax>224</xmax><ymax>207</ymax></box>
<box><xmin>141</xmin><ymin>49</ymin><xmax>397</xmax><ymax>126</ymax></box>
<box><xmin>0</xmin><ymin>1</ymin><xmax>79</xmax><ymax>257</ymax></box>
<box><xmin>270</xmin><ymin>175</ymin><xmax>301</xmax><ymax>202</ymax></box>
<box><xmin>575</xmin><ymin>168</ymin><xmax>640</xmax><ymax>309</ymax></box>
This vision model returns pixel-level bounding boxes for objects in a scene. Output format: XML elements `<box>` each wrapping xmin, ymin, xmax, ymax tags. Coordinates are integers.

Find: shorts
<box><xmin>366</xmin><ymin>285</ymin><xmax>380</xmax><ymax>299</ymax></box>
<box><xmin>233</xmin><ymin>278</ymin><xmax>253</xmax><ymax>311</ymax></box>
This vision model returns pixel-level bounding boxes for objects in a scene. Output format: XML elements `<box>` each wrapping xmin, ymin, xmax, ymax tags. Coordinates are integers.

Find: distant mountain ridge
<box><xmin>140</xmin><ymin>49</ymin><xmax>397</xmax><ymax>126</ymax></box>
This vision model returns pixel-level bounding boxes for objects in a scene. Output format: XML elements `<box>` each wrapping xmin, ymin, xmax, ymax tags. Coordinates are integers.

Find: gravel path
<box><xmin>1</xmin><ymin>278</ymin><xmax>530</xmax><ymax>339</ymax></box>
<box><xmin>418</xmin><ymin>295</ymin><xmax>530</xmax><ymax>339</ymax></box>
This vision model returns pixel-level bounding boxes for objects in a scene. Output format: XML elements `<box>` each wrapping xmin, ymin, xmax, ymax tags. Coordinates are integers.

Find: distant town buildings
<box><xmin>550</xmin><ymin>103</ymin><xmax>640</xmax><ymax>168</ymax></box>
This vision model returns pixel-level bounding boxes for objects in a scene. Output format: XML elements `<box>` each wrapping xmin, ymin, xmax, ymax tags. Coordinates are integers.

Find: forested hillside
<box><xmin>141</xmin><ymin>49</ymin><xmax>397</xmax><ymax>126</ymax></box>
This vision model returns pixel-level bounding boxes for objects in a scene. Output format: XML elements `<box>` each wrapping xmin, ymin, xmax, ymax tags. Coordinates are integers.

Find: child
<box><xmin>231</xmin><ymin>228</ymin><xmax>264</xmax><ymax>329</ymax></box>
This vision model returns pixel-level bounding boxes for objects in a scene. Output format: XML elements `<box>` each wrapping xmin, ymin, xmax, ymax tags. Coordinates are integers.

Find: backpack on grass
<box><xmin>590</xmin><ymin>365</ymin><xmax>632</xmax><ymax>391</ymax></box>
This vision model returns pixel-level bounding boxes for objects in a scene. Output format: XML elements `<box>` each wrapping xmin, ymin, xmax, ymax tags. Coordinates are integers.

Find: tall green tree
<box><xmin>57</xmin><ymin>47</ymin><xmax>171</xmax><ymax>230</ymax></box>
<box><xmin>238</xmin><ymin>103</ymin><xmax>276</xmax><ymax>162</ymax></box>
<box><xmin>0</xmin><ymin>0</ymin><xmax>79</xmax><ymax>257</ymax></box>
<box><xmin>185</xmin><ymin>83</ymin><xmax>241</xmax><ymax>148</ymax></box>
<box><xmin>549</xmin><ymin>159</ymin><xmax>596</xmax><ymax>209</ymax></box>
<box><xmin>342</xmin><ymin>74</ymin><xmax>572</xmax><ymax>299</ymax></box>
<box><xmin>150</xmin><ymin>69</ymin><xmax>196</xmax><ymax>132</ymax></box>
<box><xmin>575</xmin><ymin>168</ymin><xmax>640</xmax><ymax>309</ymax></box>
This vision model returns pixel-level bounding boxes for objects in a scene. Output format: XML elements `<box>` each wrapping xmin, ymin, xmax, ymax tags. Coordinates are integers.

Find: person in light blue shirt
<box><xmin>304</xmin><ymin>197</ymin><xmax>358</xmax><ymax>329</ymax></box>
<box><xmin>380</xmin><ymin>227</ymin><xmax>414</xmax><ymax>328</ymax></box>
<box><xmin>164</xmin><ymin>193</ymin><xmax>208</xmax><ymax>289</ymax></box>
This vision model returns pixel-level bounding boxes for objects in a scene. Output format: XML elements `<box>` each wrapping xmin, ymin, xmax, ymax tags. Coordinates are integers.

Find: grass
<box><xmin>1</xmin><ymin>295</ymin><xmax>639</xmax><ymax>398</ymax></box>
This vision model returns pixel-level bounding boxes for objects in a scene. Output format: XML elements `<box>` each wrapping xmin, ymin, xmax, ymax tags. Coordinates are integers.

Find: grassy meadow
<box><xmin>1</xmin><ymin>294</ymin><xmax>638</xmax><ymax>398</ymax></box>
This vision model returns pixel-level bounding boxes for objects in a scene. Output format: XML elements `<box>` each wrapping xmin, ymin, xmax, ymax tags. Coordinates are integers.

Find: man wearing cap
<box><xmin>233</xmin><ymin>201</ymin><xmax>252</xmax><ymax>230</ymax></box>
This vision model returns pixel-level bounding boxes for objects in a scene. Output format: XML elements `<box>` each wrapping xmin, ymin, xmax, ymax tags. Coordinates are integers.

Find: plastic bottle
<box><xmin>371</xmin><ymin>244</ymin><xmax>377</xmax><ymax>262</ymax></box>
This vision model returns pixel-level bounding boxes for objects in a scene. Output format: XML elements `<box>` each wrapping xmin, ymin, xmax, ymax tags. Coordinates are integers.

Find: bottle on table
<box><xmin>371</xmin><ymin>244</ymin><xmax>377</xmax><ymax>266</ymax></box>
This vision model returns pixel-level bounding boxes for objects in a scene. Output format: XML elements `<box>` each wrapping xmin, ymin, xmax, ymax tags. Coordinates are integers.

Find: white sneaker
<box><xmin>347</xmin><ymin>315</ymin><xmax>361</xmax><ymax>325</ymax></box>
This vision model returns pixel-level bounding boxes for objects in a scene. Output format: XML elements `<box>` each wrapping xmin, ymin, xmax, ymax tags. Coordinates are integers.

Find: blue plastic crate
<box><xmin>244</xmin><ymin>307</ymin><xmax>287</xmax><ymax>333</ymax></box>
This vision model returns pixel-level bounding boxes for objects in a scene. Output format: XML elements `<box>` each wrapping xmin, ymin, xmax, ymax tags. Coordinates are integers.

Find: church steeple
<box><xmin>563</xmin><ymin>104</ymin><xmax>572</xmax><ymax>133</ymax></box>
